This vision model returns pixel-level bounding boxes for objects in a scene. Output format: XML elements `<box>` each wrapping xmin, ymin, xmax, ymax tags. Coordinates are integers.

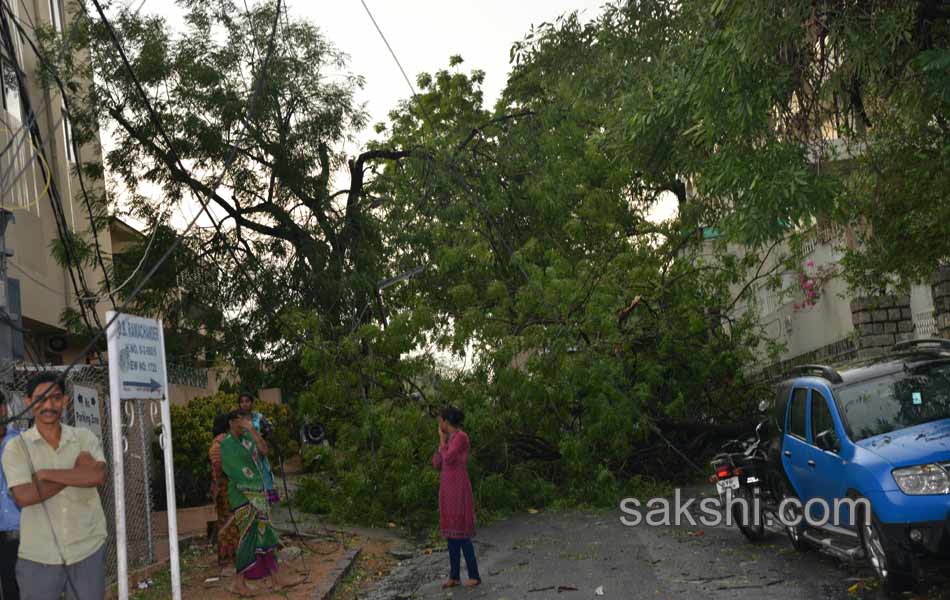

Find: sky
<box><xmin>303</xmin><ymin>0</ymin><xmax>607</xmax><ymax>149</ymax></box>
<box><xmin>127</xmin><ymin>0</ymin><xmax>673</xmax><ymax>369</ymax></box>
<box><xmin>144</xmin><ymin>0</ymin><xmax>608</xmax><ymax>155</ymax></box>
<box><xmin>135</xmin><ymin>0</ymin><xmax>676</xmax><ymax>228</ymax></box>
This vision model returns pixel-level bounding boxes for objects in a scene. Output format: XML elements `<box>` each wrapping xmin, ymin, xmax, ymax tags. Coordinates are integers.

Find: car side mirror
<box><xmin>815</xmin><ymin>429</ymin><xmax>840</xmax><ymax>453</ymax></box>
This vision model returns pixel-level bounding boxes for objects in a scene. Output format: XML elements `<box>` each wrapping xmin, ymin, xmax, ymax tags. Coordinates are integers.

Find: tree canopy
<box><xmin>29</xmin><ymin>0</ymin><xmax>950</xmax><ymax>524</ymax></box>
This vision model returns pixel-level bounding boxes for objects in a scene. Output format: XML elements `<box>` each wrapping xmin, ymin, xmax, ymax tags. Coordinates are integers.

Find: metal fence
<box><xmin>0</xmin><ymin>363</ymin><xmax>156</xmax><ymax>582</ymax></box>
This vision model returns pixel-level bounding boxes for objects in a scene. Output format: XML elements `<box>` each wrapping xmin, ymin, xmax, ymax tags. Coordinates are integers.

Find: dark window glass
<box><xmin>837</xmin><ymin>362</ymin><xmax>950</xmax><ymax>441</ymax></box>
<box><xmin>811</xmin><ymin>391</ymin><xmax>835</xmax><ymax>441</ymax></box>
<box><xmin>788</xmin><ymin>388</ymin><xmax>807</xmax><ymax>438</ymax></box>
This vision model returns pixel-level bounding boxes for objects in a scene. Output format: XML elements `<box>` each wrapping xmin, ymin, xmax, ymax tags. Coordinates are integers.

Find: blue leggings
<box><xmin>447</xmin><ymin>538</ymin><xmax>480</xmax><ymax>582</ymax></box>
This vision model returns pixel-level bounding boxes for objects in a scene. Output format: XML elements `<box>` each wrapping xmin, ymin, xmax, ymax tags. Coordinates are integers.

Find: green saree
<box><xmin>220</xmin><ymin>432</ymin><xmax>280</xmax><ymax>578</ymax></box>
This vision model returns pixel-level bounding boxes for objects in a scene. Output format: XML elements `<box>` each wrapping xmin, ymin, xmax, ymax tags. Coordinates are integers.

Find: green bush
<box><xmin>151</xmin><ymin>392</ymin><xmax>297</xmax><ymax>510</ymax></box>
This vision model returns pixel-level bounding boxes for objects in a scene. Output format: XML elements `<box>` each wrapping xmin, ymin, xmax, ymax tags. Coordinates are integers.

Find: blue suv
<box><xmin>772</xmin><ymin>338</ymin><xmax>950</xmax><ymax>593</ymax></box>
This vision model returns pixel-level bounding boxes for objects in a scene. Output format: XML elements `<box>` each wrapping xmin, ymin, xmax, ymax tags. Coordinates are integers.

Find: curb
<box><xmin>313</xmin><ymin>546</ymin><xmax>362</xmax><ymax>600</ymax></box>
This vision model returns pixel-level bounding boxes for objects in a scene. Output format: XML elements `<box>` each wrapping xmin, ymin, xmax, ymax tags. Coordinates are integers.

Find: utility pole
<box><xmin>0</xmin><ymin>207</ymin><xmax>15</xmax><ymax>365</ymax></box>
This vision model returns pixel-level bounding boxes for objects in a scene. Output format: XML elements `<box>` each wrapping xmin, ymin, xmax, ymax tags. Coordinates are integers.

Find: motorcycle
<box><xmin>709</xmin><ymin>410</ymin><xmax>784</xmax><ymax>542</ymax></box>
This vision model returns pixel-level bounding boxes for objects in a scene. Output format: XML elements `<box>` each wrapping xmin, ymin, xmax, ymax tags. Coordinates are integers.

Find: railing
<box><xmin>800</xmin><ymin>222</ymin><xmax>845</xmax><ymax>258</ymax></box>
<box><xmin>167</xmin><ymin>363</ymin><xmax>209</xmax><ymax>389</ymax></box>
<box><xmin>914</xmin><ymin>310</ymin><xmax>938</xmax><ymax>338</ymax></box>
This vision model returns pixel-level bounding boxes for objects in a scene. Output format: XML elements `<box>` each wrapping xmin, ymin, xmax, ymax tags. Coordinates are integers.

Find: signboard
<box><xmin>72</xmin><ymin>385</ymin><xmax>103</xmax><ymax>440</ymax></box>
<box><xmin>106</xmin><ymin>311</ymin><xmax>181</xmax><ymax>600</ymax></box>
<box><xmin>7</xmin><ymin>391</ymin><xmax>28</xmax><ymax>429</ymax></box>
<box><xmin>106</xmin><ymin>313</ymin><xmax>166</xmax><ymax>400</ymax></box>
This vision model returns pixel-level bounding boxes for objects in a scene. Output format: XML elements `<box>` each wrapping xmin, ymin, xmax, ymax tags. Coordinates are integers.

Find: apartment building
<box><xmin>0</xmin><ymin>0</ymin><xmax>118</xmax><ymax>365</ymax></box>
<box><xmin>714</xmin><ymin>221</ymin><xmax>940</xmax><ymax>375</ymax></box>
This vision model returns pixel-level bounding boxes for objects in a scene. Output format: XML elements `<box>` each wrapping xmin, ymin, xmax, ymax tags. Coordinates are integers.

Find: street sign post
<box><xmin>106</xmin><ymin>312</ymin><xmax>180</xmax><ymax>600</ymax></box>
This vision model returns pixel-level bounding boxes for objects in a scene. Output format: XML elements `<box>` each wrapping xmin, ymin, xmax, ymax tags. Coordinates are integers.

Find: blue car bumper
<box><xmin>868</xmin><ymin>490</ymin><xmax>950</xmax><ymax>559</ymax></box>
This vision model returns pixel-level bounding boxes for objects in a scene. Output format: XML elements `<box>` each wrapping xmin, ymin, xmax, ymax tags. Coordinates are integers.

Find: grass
<box><xmin>127</xmin><ymin>544</ymin><xmax>210</xmax><ymax>600</ymax></box>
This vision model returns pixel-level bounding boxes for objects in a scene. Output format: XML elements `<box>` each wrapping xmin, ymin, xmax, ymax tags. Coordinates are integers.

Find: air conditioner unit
<box><xmin>47</xmin><ymin>335</ymin><xmax>68</xmax><ymax>354</ymax></box>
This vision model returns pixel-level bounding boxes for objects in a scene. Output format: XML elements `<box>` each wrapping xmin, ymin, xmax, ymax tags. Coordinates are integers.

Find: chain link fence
<box><xmin>0</xmin><ymin>362</ymin><xmax>156</xmax><ymax>583</ymax></box>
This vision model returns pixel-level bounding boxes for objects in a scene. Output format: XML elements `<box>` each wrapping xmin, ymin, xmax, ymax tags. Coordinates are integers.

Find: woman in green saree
<box><xmin>220</xmin><ymin>410</ymin><xmax>302</xmax><ymax>596</ymax></box>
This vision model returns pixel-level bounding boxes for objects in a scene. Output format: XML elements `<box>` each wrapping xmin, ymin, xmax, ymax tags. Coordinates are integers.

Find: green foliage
<box><xmin>151</xmin><ymin>392</ymin><xmax>297</xmax><ymax>509</ymax></box>
<box><xmin>40</xmin><ymin>0</ymin><xmax>945</xmax><ymax>530</ymax></box>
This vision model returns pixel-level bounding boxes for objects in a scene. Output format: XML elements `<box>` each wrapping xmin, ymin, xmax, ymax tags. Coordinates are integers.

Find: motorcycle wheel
<box><xmin>732</xmin><ymin>487</ymin><xmax>767</xmax><ymax>542</ymax></box>
<box><xmin>779</xmin><ymin>480</ymin><xmax>809</xmax><ymax>552</ymax></box>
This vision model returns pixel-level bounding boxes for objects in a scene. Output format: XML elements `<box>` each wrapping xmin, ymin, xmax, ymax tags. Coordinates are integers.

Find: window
<box><xmin>1</xmin><ymin>56</ymin><xmax>21</xmax><ymax>120</ymax></box>
<box><xmin>50</xmin><ymin>0</ymin><xmax>64</xmax><ymax>32</ymax></box>
<box><xmin>788</xmin><ymin>388</ymin><xmax>808</xmax><ymax>438</ymax></box>
<box><xmin>811</xmin><ymin>391</ymin><xmax>835</xmax><ymax>440</ymax></box>
<box><xmin>838</xmin><ymin>365</ymin><xmax>950</xmax><ymax>441</ymax></box>
<box><xmin>63</xmin><ymin>105</ymin><xmax>75</xmax><ymax>163</ymax></box>
<box><xmin>1</xmin><ymin>56</ymin><xmax>36</xmax><ymax>210</ymax></box>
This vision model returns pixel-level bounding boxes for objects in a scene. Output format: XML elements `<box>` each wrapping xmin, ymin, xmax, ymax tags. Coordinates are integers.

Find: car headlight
<box><xmin>892</xmin><ymin>464</ymin><xmax>950</xmax><ymax>495</ymax></box>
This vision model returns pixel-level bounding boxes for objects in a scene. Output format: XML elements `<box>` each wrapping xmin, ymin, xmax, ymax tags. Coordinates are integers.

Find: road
<box><xmin>361</xmin><ymin>488</ymin><xmax>949</xmax><ymax>600</ymax></box>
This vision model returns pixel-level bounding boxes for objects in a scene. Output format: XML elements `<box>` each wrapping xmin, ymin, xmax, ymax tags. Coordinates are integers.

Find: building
<box><xmin>715</xmin><ymin>222</ymin><xmax>941</xmax><ymax>376</ymax></box>
<box><xmin>0</xmin><ymin>0</ymin><xmax>235</xmax><ymax>404</ymax></box>
<box><xmin>2</xmin><ymin>0</ymin><xmax>115</xmax><ymax>365</ymax></box>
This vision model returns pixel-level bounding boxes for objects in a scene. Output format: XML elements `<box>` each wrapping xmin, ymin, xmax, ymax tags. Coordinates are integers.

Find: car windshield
<box><xmin>837</xmin><ymin>361</ymin><xmax>950</xmax><ymax>441</ymax></box>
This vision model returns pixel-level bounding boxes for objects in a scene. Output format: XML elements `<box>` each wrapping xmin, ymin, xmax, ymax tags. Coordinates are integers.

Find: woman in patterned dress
<box><xmin>238</xmin><ymin>393</ymin><xmax>280</xmax><ymax>504</ymax></box>
<box><xmin>220</xmin><ymin>410</ymin><xmax>302</xmax><ymax>596</ymax></box>
<box><xmin>432</xmin><ymin>406</ymin><xmax>481</xmax><ymax>588</ymax></box>
<box><xmin>209</xmin><ymin>414</ymin><xmax>238</xmax><ymax>571</ymax></box>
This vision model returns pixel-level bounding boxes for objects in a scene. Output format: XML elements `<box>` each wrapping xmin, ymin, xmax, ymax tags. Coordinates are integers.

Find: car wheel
<box><xmin>858</xmin><ymin>507</ymin><xmax>915</xmax><ymax>597</ymax></box>
<box><xmin>778</xmin><ymin>480</ymin><xmax>808</xmax><ymax>552</ymax></box>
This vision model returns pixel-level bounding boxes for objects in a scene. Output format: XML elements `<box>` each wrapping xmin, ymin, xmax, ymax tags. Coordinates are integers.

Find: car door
<box><xmin>782</xmin><ymin>386</ymin><xmax>812</xmax><ymax>498</ymax></box>
<box><xmin>802</xmin><ymin>388</ymin><xmax>850</xmax><ymax>526</ymax></box>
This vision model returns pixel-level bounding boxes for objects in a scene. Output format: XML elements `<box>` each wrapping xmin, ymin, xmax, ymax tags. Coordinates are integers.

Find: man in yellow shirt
<box><xmin>1</xmin><ymin>372</ymin><xmax>108</xmax><ymax>600</ymax></box>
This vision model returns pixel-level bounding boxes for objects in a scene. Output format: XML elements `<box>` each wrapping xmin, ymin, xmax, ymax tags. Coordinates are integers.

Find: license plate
<box><xmin>716</xmin><ymin>476</ymin><xmax>740</xmax><ymax>496</ymax></box>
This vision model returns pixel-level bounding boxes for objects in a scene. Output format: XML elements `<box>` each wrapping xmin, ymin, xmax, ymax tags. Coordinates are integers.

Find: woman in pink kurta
<box><xmin>432</xmin><ymin>406</ymin><xmax>481</xmax><ymax>588</ymax></box>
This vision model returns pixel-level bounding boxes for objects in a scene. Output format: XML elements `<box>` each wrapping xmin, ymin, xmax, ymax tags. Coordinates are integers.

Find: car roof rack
<box><xmin>788</xmin><ymin>364</ymin><xmax>843</xmax><ymax>384</ymax></box>
<box><xmin>892</xmin><ymin>338</ymin><xmax>950</xmax><ymax>353</ymax></box>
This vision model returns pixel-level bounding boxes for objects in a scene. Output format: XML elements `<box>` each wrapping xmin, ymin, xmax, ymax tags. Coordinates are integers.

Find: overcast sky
<box><xmin>139</xmin><ymin>0</ymin><xmax>610</xmax><ymax>227</ymax></box>
<box><xmin>135</xmin><ymin>0</ymin><xmax>676</xmax><ymax>227</ymax></box>
<box><xmin>303</xmin><ymin>0</ymin><xmax>607</xmax><ymax>149</ymax></box>
<box><xmin>147</xmin><ymin>0</ymin><xmax>608</xmax><ymax>144</ymax></box>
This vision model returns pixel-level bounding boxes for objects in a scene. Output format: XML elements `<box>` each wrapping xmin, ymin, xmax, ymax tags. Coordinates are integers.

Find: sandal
<box><xmin>441</xmin><ymin>579</ymin><xmax>461</xmax><ymax>589</ymax></box>
<box><xmin>464</xmin><ymin>579</ymin><xmax>481</xmax><ymax>588</ymax></box>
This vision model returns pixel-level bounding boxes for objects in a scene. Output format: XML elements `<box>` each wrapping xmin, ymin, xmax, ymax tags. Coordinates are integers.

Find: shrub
<box><xmin>151</xmin><ymin>392</ymin><xmax>297</xmax><ymax>510</ymax></box>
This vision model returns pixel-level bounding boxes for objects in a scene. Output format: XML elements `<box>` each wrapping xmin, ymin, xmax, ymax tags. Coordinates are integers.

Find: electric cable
<box><xmin>0</xmin><ymin>0</ymin><xmax>283</xmax><ymax>427</ymax></box>
<box><xmin>0</xmin><ymin>1</ymin><xmax>106</xmax><ymax>334</ymax></box>
<box><xmin>0</xmin><ymin>117</ymin><xmax>53</xmax><ymax>208</ymax></box>
<box><xmin>0</xmin><ymin>0</ymin><xmax>156</xmax><ymax>308</ymax></box>
<box><xmin>0</xmin><ymin>0</ymin><xmax>282</xmax><ymax>589</ymax></box>
<box><xmin>274</xmin><ymin>449</ymin><xmax>341</xmax><ymax>556</ymax></box>
<box><xmin>107</xmin><ymin>210</ymin><xmax>167</xmax><ymax>297</ymax></box>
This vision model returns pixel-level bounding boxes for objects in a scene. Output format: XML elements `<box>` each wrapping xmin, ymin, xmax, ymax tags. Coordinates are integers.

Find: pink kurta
<box><xmin>432</xmin><ymin>430</ymin><xmax>476</xmax><ymax>539</ymax></box>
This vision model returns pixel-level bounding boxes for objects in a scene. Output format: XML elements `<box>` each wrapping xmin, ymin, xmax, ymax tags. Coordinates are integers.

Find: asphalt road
<box><xmin>362</xmin><ymin>488</ymin><xmax>949</xmax><ymax>600</ymax></box>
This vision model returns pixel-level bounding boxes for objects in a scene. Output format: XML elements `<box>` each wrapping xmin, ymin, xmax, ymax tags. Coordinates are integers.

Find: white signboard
<box><xmin>8</xmin><ymin>391</ymin><xmax>28</xmax><ymax>429</ymax></box>
<box><xmin>106</xmin><ymin>312</ymin><xmax>180</xmax><ymax>600</ymax></box>
<box><xmin>106</xmin><ymin>312</ymin><xmax>166</xmax><ymax>400</ymax></box>
<box><xmin>72</xmin><ymin>385</ymin><xmax>103</xmax><ymax>440</ymax></box>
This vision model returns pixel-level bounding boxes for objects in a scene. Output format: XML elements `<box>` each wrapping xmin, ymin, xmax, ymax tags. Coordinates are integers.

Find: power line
<box><xmin>0</xmin><ymin>2</ymin><xmax>106</xmax><ymax>334</ymax></box>
<box><xmin>0</xmin><ymin>0</ymin><xmax>159</xmax><ymax>309</ymax></box>
<box><xmin>0</xmin><ymin>3</ymin><xmax>284</xmax><ymax>595</ymax></box>
<box><xmin>0</xmin><ymin>0</ymin><xmax>286</xmax><ymax>431</ymax></box>
<box><xmin>358</xmin><ymin>0</ymin><xmax>422</xmax><ymax>106</ymax></box>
